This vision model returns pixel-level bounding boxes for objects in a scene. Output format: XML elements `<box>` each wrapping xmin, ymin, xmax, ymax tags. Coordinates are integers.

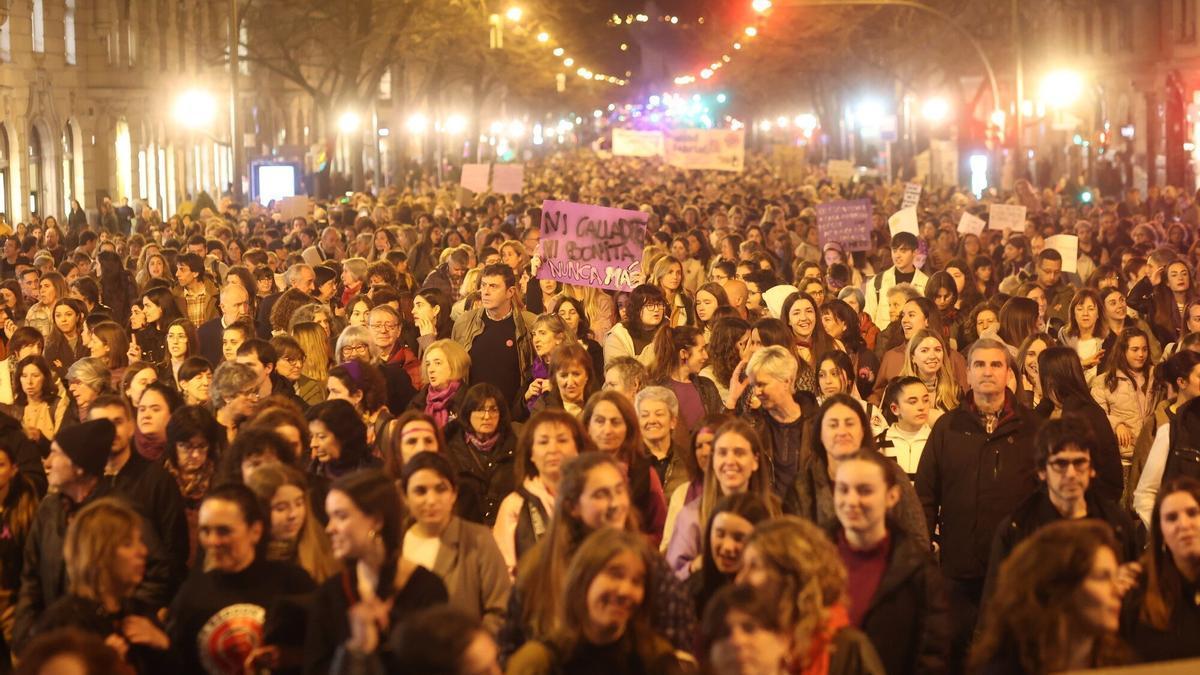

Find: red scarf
<box><xmin>794</xmin><ymin>604</ymin><xmax>852</xmax><ymax>675</ymax></box>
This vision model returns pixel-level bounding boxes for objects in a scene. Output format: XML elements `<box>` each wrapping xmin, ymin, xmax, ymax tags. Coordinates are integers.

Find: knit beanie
<box><xmin>54</xmin><ymin>419</ymin><xmax>116</xmax><ymax>478</ymax></box>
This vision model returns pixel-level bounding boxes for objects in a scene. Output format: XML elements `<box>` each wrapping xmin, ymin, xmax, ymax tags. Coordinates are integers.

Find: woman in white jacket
<box><xmin>875</xmin><ymin>375</ymin><xmax>932</xmax><ymax>481</ymax></box>
<box><xmin>1090</xmin><ymin>326</ymin><xmax>1155</xmax><ymax>469</ymax></box>
<box><xmin>603</xmin><ymin>284</ymin><xmax>667</xmax><ymax>368</ymax></box>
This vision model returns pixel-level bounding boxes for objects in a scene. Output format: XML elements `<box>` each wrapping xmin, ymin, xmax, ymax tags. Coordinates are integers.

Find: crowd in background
<box><xmin>0</xmin><ymin>152</ymin><xmax>1198</xmax><ymax>673</ymax></box>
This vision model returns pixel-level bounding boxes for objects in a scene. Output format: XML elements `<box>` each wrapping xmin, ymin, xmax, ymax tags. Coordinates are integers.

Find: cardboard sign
<box><xmin>460</xmin><ymin>164</ymin><xmax>491</xmax><ymax>193</ymax></box>
<box><xmin>536</xmin><ymin>200</ymin><xmax>647</xmax><ymax>292</ymax></box>
<box><xmin>957</xmin><ymin>211</ymin><xmax>985</xmax><ymax>236</ymax></box>
<box><xmin>612</xmin><ymin>129</ymin><xmax>665</xmax><ymax>158</ymax></box>
<box><xmin>988</xmin><ymin>203</ymin><xmax>1028</xmax><ymax>231</ymax></box>
<box><xmin>492</xmin><ymin>164</ymin><xmax>525</xmax><ymax>195</ymax></box>
<box><xmin>828</xmin><ymin>160</ymin><xmax>855</xmax><ymax>185</ymax></box>
<box><xmin>277</xmin><ymin>195</ymin><xmax>309</xmax><ymax>221</ymax></box>
<box><xmin>665</xmin><ymin>129</ymin><xmax>745</xmax><ymax>171</ymax></box>
<box><xmin>1044</xmin><ymin>234</ymin><xmax>1079</xmax><ymax>274</ymax></box>
<box><xmin>888</xmin><ymin>207</ymin><xmax>919</xmax><ymax>238</ymax></box>
<box><xmin>901</xmin><ymin>182</ymin><xmax>922</xmax><ymax>210</ymax></box>
<box><xmin>816</xmin><ymin>199</ymin><xmax>872</xmax><ymax>252</ymax></box>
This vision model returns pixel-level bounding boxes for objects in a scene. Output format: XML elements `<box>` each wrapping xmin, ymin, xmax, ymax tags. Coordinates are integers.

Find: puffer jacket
<box><xmin>1091</xmin><ymin>370</ymin><xmax>1155</xmax><ymax>460</ymax></box>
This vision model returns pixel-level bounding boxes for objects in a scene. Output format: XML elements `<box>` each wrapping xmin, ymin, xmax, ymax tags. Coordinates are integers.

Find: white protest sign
<box><xmin>888</xmin><ymin>207</ymin><xmax>919</xmax><ymax>238</ymax></box>
<box><xmin>277</xmin><ymin>195</ymin><xmax>309</xmax><ymax>221</ymax></box>
<box><xmin>828</xmin><ymin>160</ymin><xmax>855</xmax><ymax>185</ymax></box>
<box><xmin>1044</xmin><ymin>234</ymin><xmax>1079</xmax><ymax>274</ymax></box>
<box><xmin>901</xmin><ymin>182</ymin><xmax>922</xmax><ymax>210</ymax></box>
<box><xmin>988</xmin><ymin>203</ymin><xmax>1027</xmax><ymax>231</ymax></box>
<box><xmin>665</xmin><ymin>129</ymin><xmax>745</xmax><ymax>171</ymax></box>
<box><xmin>460</xmin><ymin>164</ymin><xmax>491</xmax><ymax>193</ymax></box>
<box><xmin>957</xmin><ymin>212</ymin><xmax>985</xmax><ymax>236</ymax></box>
<box><xmin>612</xmin><ymin>129</ymin><xmax>665</xmax><ymax>158</ymax></box>
<box><xmin>492</xmin><ymin>164</ymin><xmax>525</xmax><ymax>195</ymax></box>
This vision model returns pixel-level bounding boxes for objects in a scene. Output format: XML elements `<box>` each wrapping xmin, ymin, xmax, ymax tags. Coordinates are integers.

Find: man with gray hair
<box><xmin>303</xmin><ymin>226</ymin><xmax>343</xmax><ymax>265</ymax></box>
<box><xmin>635</xmin><ymin>386</ymin><xmax>685</xmax><ymax>496</ymax></box>
<box><xmin>915</xmin><ymin>336</ymin><xmax>1042</xmax><ymax>671</ymax></box>
<box><xmin>255</xmin><ymin>263</ymin><xmax>315</xmax><ymax>337</ymax></box>
<box><xmin>421</xmin><ymin>247</ymin><xmax>471</xmax><ymax>302</ymax></box>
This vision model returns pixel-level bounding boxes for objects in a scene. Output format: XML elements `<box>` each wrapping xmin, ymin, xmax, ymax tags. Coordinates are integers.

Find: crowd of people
<box><xmin>0</xmin><ymin>152</ymin><xmax>1198</xmax><ymax>674</ymax></box>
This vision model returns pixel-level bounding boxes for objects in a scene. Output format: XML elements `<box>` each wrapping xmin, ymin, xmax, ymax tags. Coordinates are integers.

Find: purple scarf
<box><xmin>526</xmin><ymin>358</ymin><xmax>551</xmax><ymax>411</ymax></box>
<box><xmin>425</xmin><ymin>379</ymin><xmax>462</xmax><ymax>428</ymax></box>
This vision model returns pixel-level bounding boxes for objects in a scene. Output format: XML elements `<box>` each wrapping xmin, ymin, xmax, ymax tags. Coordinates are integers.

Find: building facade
<box><xmin>0</xmin><ymin>0</ymin><xmax>314</xmax><ymax>226</ymax></box>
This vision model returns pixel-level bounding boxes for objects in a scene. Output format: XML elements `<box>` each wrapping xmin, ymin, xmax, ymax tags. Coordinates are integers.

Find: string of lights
<box><xmin>494</xmin><ymin>5</ymin><xmax>628</xmax><ymax>86</ymax></box>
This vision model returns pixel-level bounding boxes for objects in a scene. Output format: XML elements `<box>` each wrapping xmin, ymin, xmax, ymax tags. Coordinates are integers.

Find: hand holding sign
<box><xmin>816</xmin><ymin>199</ymin><xmax>872</xmax><ymax>252</ymax></box>
<box><xmin>537</xmin><ymin>200</ymin><xmax>647</xmax><ymax>292</ymax></box>
<box><xmin>901</xmin><ymin>183</ymin><xmax>922</xmax><ymax>210</ymax></box>
<box><xmin>957</xmin><ymin>212</ymin><xmax>986</xmax><ymax>236</ymax></box>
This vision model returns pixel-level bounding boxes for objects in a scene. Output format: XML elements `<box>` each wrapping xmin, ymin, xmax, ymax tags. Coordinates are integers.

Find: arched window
<box><xmin>28</xmin><ymin>126</ymin><xmax>44</xmax><ymax>216</ymax></box>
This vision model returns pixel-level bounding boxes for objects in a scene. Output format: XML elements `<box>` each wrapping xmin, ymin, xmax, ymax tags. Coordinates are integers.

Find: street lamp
<box><xmin>536</xmin><ymin>31</ymin><xmax>549</xmax><ymax>42</ymax></box>
<box><xmin>505</xmin><ymin>6</ymin><xmax>522</xmax><ymax>22</ymax></box>
<box><xmin>406</xmin><ymin>114</ymin><xmax>429</xmax><ymax>135</ymax></box>
<box><xmin>753</xmin><ymin>0</ymin><xmax>774</xmax><ymax>11</ymax></box>
<box><xmin>744</xmin><ymin>26</ymin><xmax>758</xmax><ymax>37</ymax></box>
<box><xmin>445</xmin><ymin>115</ymin><xmax>467</xmax><ymax>135</ymax></box>
<box><xmin>173</xmin><ymin>90</ymin><xmax>217</xmax><ymax>129</ymax></box>
<box><xmin>337</xmin><ymin>111</ymin><xmax>361</xmax><ymax>134</ymax></box>
<box><xmin>1039</xmin><ymin>69</ymin><xmax>1084</xmax><ymax>109</ymax></box>
<box><xmin>920</xmin><ymin>97</ymin><xmax>950</xmax><ymax>123</ymax></box>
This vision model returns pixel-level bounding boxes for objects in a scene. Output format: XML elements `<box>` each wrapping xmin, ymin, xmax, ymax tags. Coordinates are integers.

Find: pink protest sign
<box><xmin>536</xmin><ymin>200</ymin><xmax>647</xmax><ymax>292</ymax></box>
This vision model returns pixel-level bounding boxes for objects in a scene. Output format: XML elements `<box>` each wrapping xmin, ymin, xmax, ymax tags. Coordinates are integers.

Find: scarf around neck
<box><xmin>425</xmin><ymin>379</ymin><xmax>461</xmax><ymax>427</ymax></box>
<box><xmin>134</xmin><ymin>428</ymin><xmax>167</xmax><ymax>462</ymax></box>
<box><xmin>798</xmin><ymin>603</ymin><xmax>851</xmax><ymax>675</ymax></box>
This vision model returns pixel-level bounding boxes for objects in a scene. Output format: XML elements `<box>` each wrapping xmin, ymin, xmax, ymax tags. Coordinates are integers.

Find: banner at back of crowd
<box><xmin>536</xmin><ymin>200</ymin><xmax>647</xmax><ymax>292</ymax></box>
<box><xmin>665</xmin><ymin>129</ymin><xmax>745</xmax><ymax>172</ymax></box>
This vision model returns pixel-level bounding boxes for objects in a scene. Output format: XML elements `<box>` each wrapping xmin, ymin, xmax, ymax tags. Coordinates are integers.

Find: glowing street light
<box><xmin>536</xmin><ymin>31</ymin><xmax>549</xmax><ymax>43</ymax></box>
<box><xmin>445</xmin><ymin>115</ymin><xmax>467</xmax><ymax>134</ymax></box>
<box><xmin>921</xmin><ymin>97</ymin><xmax>950</xmax><ymax>123</ymax></box>
<box><xmin>700</xmin><ymin>68</ymin><xmax>714</xmax><ymax>79</ymax></box>
<box><xmin>505</xmin><ymin>6</ymin><xmax>522</xmax><ymax>22</ymax></box>
<box><xmin>744</xmin><ymin>26</ymin><xmax>758</xmax><ymax>37</ymax></box>
<box><xmin>794</xmin><ymin>113</ymin><xmax>818</xmax><ymax>134</ymax></box>
<box><xmin>173</xmin><ymin>89</ymin><xmax>217</xmax><ymax>129</ymax></box>
<box><xmin>563</xmin><ymin>57</ymin><xmax>574</xmax><ymax>67</ymax></box>
<box><xmin>406</xmin><ymin>114</ymin><xmax>429</xmax><ymax>135</ymax></box>
<box><xmin>856</xmin><ymin>100</ymin><xmax>885</xmax><ymax>128</ymax></box>
<box><xmin>1039</xmin><ymin>69</ymin><xmax>1084</xmax><ymax>109</ymax></box>
<box><xmin>337</xmin><ymin>111</ymin><xmax>361</xmax><ymax>134</ymax></box>
<box><xmin>752</xmin><ymin>0</ymin><xmax>773</xmax><ymax>12</ymax></box>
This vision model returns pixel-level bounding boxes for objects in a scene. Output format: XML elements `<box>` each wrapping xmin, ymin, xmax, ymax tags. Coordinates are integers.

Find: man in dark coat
<box><xmin>12</xmin><ymin>420</ymin><xmax>173</xmax><ymax>651</ymax></box>
<box><xmin>915</xmin><ymin>337</ymin><xmax>1043</xmax><ymax>673</ymax></box>
<box><xmin>985</xmin><ymin>416</ymin><xmax>1141</xmax><ymax>601</ymax></box>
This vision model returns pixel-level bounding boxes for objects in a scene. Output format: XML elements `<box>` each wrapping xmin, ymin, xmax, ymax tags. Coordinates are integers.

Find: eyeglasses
<box><xmin>177</xmin><ymin>442</ymin><xmax>209</xmax><ymax>457</ymax></box>
<box><xmin>1046</xmin><ymin>457</ymin><xmax>1090</xmax><ymax>474</ymax></box>
<box><xmin>368</xmin><ymin>322</ymin><xmax>398</xmax><ymax>331</ymax></box>
<box><xmin>342</xmin><ymin>344</ymin><xmax>370</xmax><ymax>356</ymax></box>
<box><xmin>475</xmin><ymin>406</ymin><xmax>501</xmax><ymax>417</ymax></box>
<box><xmin>237</xmin><ymin>388</ymin><xmax>261</xmax><ymax>401</ymax></box>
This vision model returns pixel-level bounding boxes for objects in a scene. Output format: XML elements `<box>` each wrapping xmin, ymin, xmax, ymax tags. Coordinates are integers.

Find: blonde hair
<box><xmin>747</xmin><ymin>516</ymin><xmax>847</xmax><ymax>668</ymax></box>
<box><xmin>900</xmin><ymin>328</ymin><xmax>961</xmax><ymax>411</ymax></box>
<box><xmin>64</xmin><ymin>498</ymin><xmax>142</xmax><ymax>602</ymax></box>
<box><xmin>246</xmin><ymin>464</ymin><xmax>340</xmax><ymax>583</ymax></box>
<box><xmin>422</xmin><ymin>339</ymin><xmax>471</xmax><ymax>382</ymax></box>
<box><xmin>292</xmin><ymin>322</ymin><xmax>330</xmax><ymax>382</ymax></box>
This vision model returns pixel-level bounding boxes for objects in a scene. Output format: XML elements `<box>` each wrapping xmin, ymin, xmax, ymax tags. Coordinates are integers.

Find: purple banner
<box><xmin>817</xmin><ymin>199</ymin><xmax>873</xmax><ymax>252</ymax></box>
<box><xmin>536</xmin><ymin>200</ymin><xmax>647</xmax><ymax>292</ymax></box>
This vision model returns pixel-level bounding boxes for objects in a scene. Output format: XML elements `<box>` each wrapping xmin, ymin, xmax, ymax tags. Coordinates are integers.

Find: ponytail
<box><xmin>650</xmin><ymin>325</ymin><xmax>701</xmax><ymax>383</ymax></box>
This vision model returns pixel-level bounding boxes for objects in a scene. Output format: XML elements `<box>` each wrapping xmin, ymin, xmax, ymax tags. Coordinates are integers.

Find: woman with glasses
<box><xmin>446</xmin><ymin>383</ymin><xmax>517</xmax><ymax>527</ymax></box>
<box><xmin>211</xmin><ymin>360</ymin><xmax>262</xmax><ymax>442</ymax></box>
<box><xmin>604</xmin><ymin>285</ymin><xmax>668</xmax><ymax>367</ymax></box>
<box><xmin>164</xmin><ymin>405</ymin><xmax>226</xmax><ymax>563</ymax></box>
<box><xmin>271</xmin><ymin>334</ymin><xmax>325</xmax><ymax>407</ymax></box>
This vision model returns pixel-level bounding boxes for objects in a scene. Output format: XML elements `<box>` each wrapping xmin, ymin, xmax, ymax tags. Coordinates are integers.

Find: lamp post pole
<box><xmin>229</xmin><ymin>0</ymin><xmax>242</xmax><ymax>201</ymax></box>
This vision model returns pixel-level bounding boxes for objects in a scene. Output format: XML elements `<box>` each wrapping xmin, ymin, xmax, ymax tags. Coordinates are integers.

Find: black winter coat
<box><xmin>0</xmin><ymin>409</ymin><xmax>47</xmax><ymax>496</ymax></box>
<box><xmin>13</xmin><ymin>488</ymin><xmax>174</xmax><ymax>652</ymax></box>
<box><xmin>830</xmin><ymin>523</ymin><xmax>949</xmax><ymax>675</ymax></box>
<box><xmin>445</xmin><ymin>426</ymin><xmax>518</xmax><ymax>527</ymax></box>
<box><xmin>915</xmin><ymin>393</ymin><xmax>1042</xmax><ymax>580</ymax></box>
<box><xmin>984</xmin><ymin>488</ymin><xmax>1140</xmax><ymax>603</ymax></box>
<box><xmin>1034</xmin><ymin>394</ymin><xmax>1124</xmax><ymax>502</ymax></box>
